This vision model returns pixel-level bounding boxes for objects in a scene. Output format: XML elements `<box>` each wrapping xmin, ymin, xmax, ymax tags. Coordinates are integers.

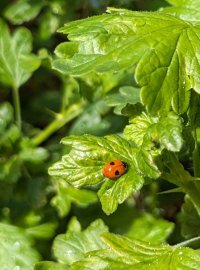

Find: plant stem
<box><xmin>175</xmin><ymin>236</ymin><xmax>200</xmax><ymax>248</ymax></box>
<box><xmin>183</xmin><ymin>182</ymin><xmax>200</xmax><ymax>215</ymax></box>
<box><xmin>192</xmin><ymin>128</ymin><xmax>200</xmax><ymax>177</ymax></box>
<box><xmin>32</xmin><ymin>102</ymin><xmax>84</xmax><ymax>146</ymax></box>
<box><xmin>12</xmin><ymin>86</ymin><xmax>21</xmax><ymax>130</ymax></box>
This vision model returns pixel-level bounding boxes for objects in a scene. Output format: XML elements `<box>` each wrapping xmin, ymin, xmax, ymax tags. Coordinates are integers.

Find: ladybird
<box><xmin>103</xmin><ymin>160</ymin><xmax>127</xmax><ymax>180</ymax></box>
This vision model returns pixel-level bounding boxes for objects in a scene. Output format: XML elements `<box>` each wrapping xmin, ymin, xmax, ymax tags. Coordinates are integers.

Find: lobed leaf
<box><xmin>53</xmin><ymin>219</ymin><xmax>108</xmax><ymax>265</ymax></box>
<box><xmin>4</xmin><ymin>0</ymin><xmax>45</xmax><ymax>24</ymax></box>
<box><xmin>52</xmin><ymin>8</ymin><xmax>200</xmax><ymax>114</ymax></box>
<box><xmin>124</xmin><ymin>111</ymin><xmax>183</xmax><ymax>152</ymax></box>
<box><xmin>179</xmin><ymin>196</ymin><xmax>200</xmax><ymax>239</ymax></box>
<box><xmin>98</xmin><ymin>169</ymin><xmax>143</xmax><ymax>215</ymax></box>
<box><xmin>35</xmin><ymin>262</ymin><xmax>70</xmax><ymax>270</ymax></box>
<box><xmin>0</xmin><ymin>102</ymin><xmax>13</xmax><ymax>132</ymax></box>
<box><xmin>188</xmin><ymin>91</ymin><xmax>200</xmax><ymax>128</ymax></box>
<box><xmin>0</xmin><ymin>223</ymin><xmax>40</xmax><ymax>270</ymax></box>
<box><xmin>105</xmin><ymin>86</ymin><xmax>140</xmax><ymax>115</ymax></box>
<box><xmin>0</xmin><ymin>19</ymin><xmax>40</xmax><ymax>88</ymax></box>
<box><xmin>126</xmin><ymin>213</ymin><xmax>174</xmax><ymax>244</ymax></box>
<box><xmin>49</xmin><ymin>134</ymin><xmax>160</xmax><ymax>214</ymax></box>
<box><xmin>26</xmin><ymin>223</ymin><xmax>57</xmax><ymax>240</ymax></box>
<box><xmin>163</xmin><ymin>0</ymin><xmax>200</xmax><ymax>22</ymax></box>
<box><xmin>70</xmin><ymin>232</ymin><xmax>200</xmax><ymax>270</ymax></box>
<box><xmin>51</xmin><ymin>180</ymin><xmax>97</xmax><ymax>217</ymax></box>
<box><xmin>0</xmin><ymin>155</ymin><xmax>21</xmax><ymax>183</ymax></box>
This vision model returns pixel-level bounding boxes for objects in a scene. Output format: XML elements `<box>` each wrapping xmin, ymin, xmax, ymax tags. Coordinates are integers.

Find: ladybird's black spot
<box><xmin>123</xmin><ymin>162</ymin><xmax>127</xmax><ymax>168</ymax></box>
<box><xmin>115</xmin><ymin>170</ymin><xmax>120</xmax><ymax>176</ymax></box>
<box><xmin>110</xmin><ymin>161</ymin><xmax>115</xmax><ymax>165</ymax></box>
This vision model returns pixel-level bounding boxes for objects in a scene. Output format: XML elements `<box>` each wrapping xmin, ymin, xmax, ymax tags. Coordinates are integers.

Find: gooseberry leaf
<box><xmin>98</xmin><ymin>168</ymin><xmax>143</xmax><ymax>215</ymax></box>
<box><xmin>179</xmin><ymin>196</ymin><xmax>200</xmax><ymax>239</ymax></box>
<box><xmin>49</xmin><ymin>134</ymin><xmax>160</xmax><ymax>214</ymax></box>
<box><xmin>0</xmin><ymin>19</ymin><xmax>40</xmax><ymax>88</ymax></box>
<box><xmin>0</xmin><ymin>103</ymin><xmax>20</xmax><ymax>149</ymax></box>
<box><xmin>25</xmin><ymin>223</ymin><xmax>57</xmax><ymax>240</ymax></box>
<box><xmin>52</xmin><ymin>8</ymin><xmax>200</xmax><ymax>114</ymax></box>
<box><xmin>105</xmin><ymin>86</ymin><xmax>140</xmax><ymax>114</ymax></box>
<box><xmin>0</xmin><ymin>102</ymin><xmax>14</xmax><ymax>132</ymax></box>
<box><xmin>124</xmin><ymin>111</ymin><xmax>183</xmax><ymax>152</ymax></box>
<box><xmin>70</xmin><ymin>232</ymin><xmax>200</xmax><ymax>270</ymax></box>
<box><xmin>53</xmin><ymin>219</ymin><xmax>108</xmax><ymax>265</ymax></box>
<box><xmin>35</xmin><ymin>262</ymin><xmax>69</xmax><ymax>270</ymax></box>
<box><xmin>0</xmin><ymin>155</ymin><xmax>21</xmax><ymax>183</ymax></box>
<box><xmin>188</xmin><ymin>91</ymin><xmax>200</xmax><ymax>128</ymax></box>
<box><xmin>0</xmin><ymin>223</ymin><xmax>40</xmax><ymax>270</ymax></box>
<box><xmin>162</xmin><ymin>0</ymin><xmax>200</xmax><ymax>22</ymax></box>
<box><xmin>124</xmin><ymin>110</ymin><xmax>152</xmax><ymax>147</ymax></box>
<box><xmin>51</xmin><ymin>180</ymin><xmax>97</xmax><ymax>217</ymax></box>
<box><xmin>4</xmin><ymin>0</ymin><xmax>45</xmax><ymax>24</ymax></box>
<box><xmin>69</xmin><ymin>100</ymin><xmax>110</xmax><ymax>136</ymax></box>
<box><xmin>126</xmin><ymin>213</ymin><xmax>174</xmax><ymax>244</ymax></box>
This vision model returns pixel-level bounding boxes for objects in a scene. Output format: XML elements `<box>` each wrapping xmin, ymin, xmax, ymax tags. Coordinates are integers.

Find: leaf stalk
<box><xmin>12</xmin><ymin>86</ymin><xmax>21</xmax><ymax>130</ymax></box>
<box><xmin>175</xmin><ymin>235</ymin><xmax>200</xmax><ymax>248</ymax></box>
<box><xmin>32</xmin><ymin>102</ymin><xmax>84</xmax><ymax>146</ymax></box>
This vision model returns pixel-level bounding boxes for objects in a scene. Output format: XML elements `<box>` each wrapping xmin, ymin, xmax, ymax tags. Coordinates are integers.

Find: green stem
<box><xmin>12</xmin><ymin>86</ymin><xmax>21</xmax><ymax>130</ymax></box>
<box><xmin>175</xmin><ymin>236</ymin><xmax>200</xmax><ymax>248</ymax></box>
<box><xmin>192</xmin><ymin>128</ymin><xmax>200</xmax><ymax>177</ymax></box>
<box><xmin>183</xmin><ymin>182</ymin><xmax>200</xmax><ymax>215</ymax></box>
<box><xmin>32</xmin><ymin>102</ymin><xmax>84</xmax><ymax>146</ymax></box>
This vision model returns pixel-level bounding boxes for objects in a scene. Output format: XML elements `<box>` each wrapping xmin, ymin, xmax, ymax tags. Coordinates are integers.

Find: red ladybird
<box><xmin>103</xmin><ymin>160</ymin><xmax>127</xmax><ymax>180</ymax></box>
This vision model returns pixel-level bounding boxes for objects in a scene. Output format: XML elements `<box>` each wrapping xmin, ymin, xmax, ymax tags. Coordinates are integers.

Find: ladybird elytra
<box><xmin>103</xmin><ymin>160</ymin><xmax>127</xmax><ymax>180</ymax></box>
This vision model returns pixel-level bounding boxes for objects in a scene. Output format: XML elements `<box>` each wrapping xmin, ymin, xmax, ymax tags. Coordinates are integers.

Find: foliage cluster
<box><xmin>1</xmin><ymin>0</ymin><xmax>200</xmax><ymax>269</ymax></box>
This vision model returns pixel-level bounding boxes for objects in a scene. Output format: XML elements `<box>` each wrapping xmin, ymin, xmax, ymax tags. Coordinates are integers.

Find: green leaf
<box><xmin>0</xmin><ymin>155</ymin><xmax>21</xmax><ymax>183</ymax></box>
<box><xmin>53</xmin><ymin>10</ymin><xmax>148</xmax><ymax>76</ymax></box>
<box><xmin>105</xmin><ymin>86</ymin><xmax>140</xmax><ymax>114</ymax></box>
<box><xmin>126</xmin><ymin>213</ymin><xmax>174</xmax><ymax>244</ymax></box>
<box><xmin>49</xmin><ymin>134</ymin><xmax>160</xmax><ymax>214</ymax></box>
<box><xmin>70</xmin><ymin>232</ymin><xmax>200</xmax><ymax>270</ymax></box>
<box><xmin>0</xmin><ymin>124</ymin><xmax>20</xmax><ymax>149</ymax></box>
<box><xmin>0</xmin><ymin>19</ymin><xmax>40</xmax><ymax>88</ymax></box>
<box><xmin>4</xmin><ymin>0</ymin><xmax>45</xmax><ymax>24</ymax></box>
<box><xmin>98</xmin><ymin>169</ymin><xmax>143</xmax><ymax>215</ymax></box>
<box><xmin>162</xmin><ymin>0</ymin><xmax>200</xmax><ymax>21</ymax></box>
<box><xmin>188</xmin><ymin>91</ymin><xmax>200</xmax><ymax>128</ymax></box>
<box><xmin>124</xmin><ymin>111</ymin><xmax>152</xmax><ymax>147</ymax></box>
<box><xmin>0</xmin><ymin>103</ymin><xmax>21</xmax><ymax>150</ymax></box>
<box><xmin>105</xmin><ymin>87</ymin><xmax>140</xmax><ymax>107</ymax></box>
<box><xmin>69</xmin><ymin>100</ymin><xmax>110</xmax><ymax>136</ymax></box>
<box><xmin>53</xmin><ymin>219</ymin><xmax>108</xmax><ymax>265</ymax></box>
<box><xmin>179</xmin><ymin>196</ymin><xmax>200</xmax><ymax>239</ymax></box>
<box><xmin>0</xmin><ymin>102</ymin><xmax>13</xmax><ymax>132</ymax></box>
<box><xmin>161</xmin><ymin>153</ymin><xmax>200</xmax><ymax>215</ymax></box>
<box><xmin>19</xmin><ymin>146</ymin><xmax>49</xmax><ymax>164</ymax></box>
<box><xmin>35</xmin><ymin>262</ymin><xmax>70</xmax><ymax>270</ymax></box>
<box><xmin>124</xmin><ymin>112</ymin><xmax>183</xmax><ymax>152</ymax></box>
<box><xmin>51</xmin><ymin>180</ymin><xmax>97</xmax><ymax>217</ymax></box>
<box><xmin>52</xmin><ymin>8</ymin><xmax>200</xmax><ymax>114</ymax></box>
<box><xmin>26</xmin><ymin>223</ymin><xmax>57</xmax><ymax>239</ymax></box>
<box><xmin>38</xmin><ymin>11</ymin><xmax>60</xmax><ymax>41</ymax></box>
<box><xmin>67</xmin><ymin>216</ymin><xmax>82</xmax><ymax>233</ymax></box>
<box><xmin>0</xmin><ymin>223</ymin><xmax>40</xmax><ymax>270</ymax></box>
<box><xmin>77</xmin><ymin>69</ymin><xmax>135</xmax><ymax>102</ymax></box>
<box><xmin>121</xmin><ymin>103</ymin><xmax>144</xmax><ymax>118</ymax></box>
